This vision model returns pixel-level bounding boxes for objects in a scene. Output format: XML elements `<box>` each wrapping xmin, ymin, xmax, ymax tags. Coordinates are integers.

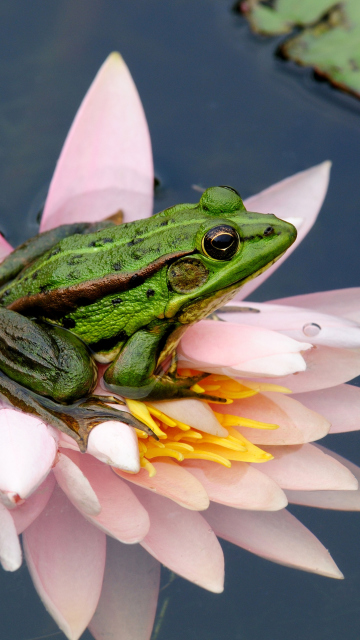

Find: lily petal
<box><xmin>53</xmin><ymin>452</ymin><xmax>101</xmax><ymax>516</ymax></box>
<box><xmin>11</xmin><ymin>473</ymin><xmax>56</xmax><ymax>534</ymax></box>
<box><xmin>272</xmin><ymin>288</ymin><xmax>360</xmax><ymax>325</ymax></box>
<box><xmin>252</xmin><ymin>345</ymin><xmax>360</xmax><ymax>393</ymax></box>
<box><xmin>133</xmin><ymin>486</ymin><xmax>224</xmax><ymax>593</ymax></box>
<box><xmin>178</xmin><ymin>320</ymin><xmax>310</xmax><ymax>377</ymax></box>
<box><xmin>295</xmin><ymin>384</ymin><xmax>360</xmax><ymax>434</ymax></box>
<box><xmin>0</xmin><ymin>409</ymin><xmax>56</xmax><ymax>502</ymax></box>
<box><xmin>0</xmin><ymin>235</ymin><xmax>13</xmax><ymax>261</ymax></box>
<box><xmin>258</xmin><ymin>443</ymin><xmax>358</xmax><ymax>491</ymax></box>
<box><xmin>23</xmin><ymin>484</ymin><xmax>106</xmax><ymax>640</ymax></box>
<box><xmin>149</xmin><ymin>399</ymin><xmax>228</xmax><ymax>437</ymax></box>
<box><xmin>286</xmin><ymin>446</ymin><xmax>360</xmax><ymax>510</ymax></box>
<box><xmin>238</xmin><ymin>161</ymin><xmax>331</xmax><ymax>299</ymax></box>
<box><xmin>182</xmin><ymin>459</ymin><xmax>287</xmax><ymax>510</ymax></box>
<box><xmin>87</xmin><ymin>421</ymin><xmax>140</xmax><ymax>472</ymax></box>
<box><xmin>0</xmin><ymin>502</ymin><xmax>22</xmax><ymax>571</ymax></box>
<box><xmin>40</xmin><ymin>52</ymin><xmax>153</xmax><ymax>231</ymax></box>
<box><xmin>62</xmin><ymin>450</ymin><xmax>150</xmax><ymax>544</ymax></box>
<box><xmin>89</xmin><ymin>538</ymin><xmax>160</xmax><ymax>640</ymax></box>
<box><xmin>217</xmin><ymin>301</ymin><xmax>360</xmax><ymax>349</ymax></box>
<box><xmin>214</xmin><ymin>392</ymin><xmax>330</xmax><ymax>445</ymax></box>
<box><xmin>204</xmin><ymin>502</ymin><xmax>343</xmax><ymax>579</ymax></box>
<box><xmin>116</xmin><ymin>459</ymin><xmax>210</xmax><ymax>511</ymax></box>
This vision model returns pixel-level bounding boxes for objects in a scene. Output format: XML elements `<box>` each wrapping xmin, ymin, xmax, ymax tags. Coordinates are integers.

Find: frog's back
<box><xmin>0</xmin><ymin>204</ymin><xmax>204</xmax><ymax>307</ymax></box>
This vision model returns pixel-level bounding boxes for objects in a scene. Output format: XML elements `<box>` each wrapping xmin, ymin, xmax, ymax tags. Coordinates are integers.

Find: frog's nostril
<box><xmin>263</xmin><ymin>226</ymin><xmax>274</xmax><ymax>236</ymax></box>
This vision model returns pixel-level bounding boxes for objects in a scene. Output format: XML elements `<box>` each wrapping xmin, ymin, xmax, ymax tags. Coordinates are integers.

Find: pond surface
<box><xmin>1</xmin><ymin>2</ymin><xmax>360</xmax><ymax>639</ymax></box>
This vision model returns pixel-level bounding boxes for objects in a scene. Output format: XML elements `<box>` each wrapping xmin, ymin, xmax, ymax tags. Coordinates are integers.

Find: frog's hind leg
<box><xmin>0</xmin><ymin>307</ymin><xmax>97</xmax><ymax>403</ymax></box>
<box><xmin>0</xmin><ymin>308</ymin><xmax>156</xmax><ymax>449</ymax></box>
<box><xmin>0</xmin><ymin>371</ymin><xmax>155</xmax><ymax>451</ymax></box>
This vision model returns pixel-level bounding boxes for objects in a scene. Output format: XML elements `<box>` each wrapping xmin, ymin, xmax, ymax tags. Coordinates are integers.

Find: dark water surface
<box><xmin>1</xmin><ymin>2</ymin><xmax>360</xmax><ymax>639</ymax></box>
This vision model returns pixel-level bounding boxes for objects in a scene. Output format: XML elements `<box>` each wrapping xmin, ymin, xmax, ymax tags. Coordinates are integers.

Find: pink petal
<box><xmin>53</xmin><ymin>452</ymin><xmax>101</xmax><ymax>516</ymax></box>
<box><xmin>217</xmin><ymin>301</ymin><xmax>360</xmax><ymax>349</ymax></box>
<box><xmin>178</xmin><ymin>320</ymin><xmax>310</xmax><ymax>377</ymax></box>
<box><xmin>23</xmin><ymin>485</ymin><xmax>106</xmax><ymax>640</ymax></box>
<box><xmin>116</xmin><ymin>459</ymin><xmax>210</xmax><ymax>511</ymax></box>
<box><xmin>133</xmin><ymin>486</ymin><xmax>224</xmax><ymax>593</ymax></box>
<box><xmin>258</xmin><ymin>443</ymin><xmax>358</xmax><ymax>491</ymax></box>
<box><xmin>0</xmin><ymin>235</ymin><xmax>13</xmax><ymax>261</ymax></box>
<box><xmin>62</xmin><ymin>449</ymin><xmax>150</xmax><ymax>544</ymax></box>
<box><xmin>182</xmin><ymin>459</ymin><xmax>287</xmax><ymax>510</ymax></box>
<box><xmin>213</xmin><ymin>391</ymin><xmax>330</xmax><ymax>444</ymax></box>
<box><xmin>149</xmin><ymin>399</ymin><xmax>228</xmax><ymax>437</ymax></box>
<box><xmin>252</xmin><ymin>345</ymin><xmax>360</xmax><ymax>393</ymax></box>
<box><xmin>272</xmin><ymin>288</ymin><xmax>360</xmax><ymax>325</ymax></box>
<box><xmin>0</xmin><ymin>502</ymin><xmax>22</xmax><ymax>571</ymax></box>
<box><xmin>238</xmin><ymin>161</ymin><xmax>331</xmax><ymax>299</ymax></box>
<box><xmin>87</xmin><ymin>421</ymin><xmax>140</xmax><ymax>471</ymax></box>
<box><xmin>11</xmin><ymin>473</ymin><xmax>56</xmax><ymax>534</ymax></box>
<box><xmin>295</xmin><ymin>384</ymin><xmax>360</xmax><ymax>434</ymax></box>
<box><xmin>89</xmin><ymin>538</ymin><xmax>160</xmax><ymax>640</ymax></box>
<box><xmin>41</xmin><ymin>53</ymin><xmax>153</xmax><ymax>231</ymax></box>
<box><xmin>286</xmin><ymin>446</ymin><xmax>360</xmax><ymax>510</ymax></box>
<box><xmin>0</xmin><ymin>409</ymin><xmax>56</xmax><ymax>501</ymax></box>
<box><xmin>204</xmin><ymin>502</ymin><xmax>343</xmax><ymax>578</ymax></box>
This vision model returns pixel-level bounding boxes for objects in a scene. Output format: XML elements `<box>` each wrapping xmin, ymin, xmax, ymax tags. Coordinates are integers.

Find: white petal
<box><xmin>0</xmin><ymin>409</ymin><xmax>56</xmax><ymax>500</ymax></box>
<box><xmin>0</xmin><ymin>503</ymin><xmax>22</xmax><ymax>571</ymax></box>
<box><xmin>149</xmin><ymin>399</ymin><xmax>228</xmax><ymax>437</ymax></box>
<box><xmin>232</xmin><ymin>352</ymin><xmax>308</xmax><ymax>377</ymax></box>
<box><xmin>87</xmin><ymin>421</ymin><xmax>140</xmax><ymax>472</ymax></box>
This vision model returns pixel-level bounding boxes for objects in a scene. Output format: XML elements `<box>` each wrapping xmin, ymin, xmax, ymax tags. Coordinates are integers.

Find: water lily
<box><xmin>0</xmin><ymin>52</ymin><xmax>360</xmax><ymax>640</ymax></box>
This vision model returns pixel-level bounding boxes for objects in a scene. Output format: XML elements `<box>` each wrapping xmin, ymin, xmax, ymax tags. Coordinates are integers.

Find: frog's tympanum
<box><xmin>0</xmin><ymin>187</ymin><xmax>296</xmax><ymax>449</ymax></box>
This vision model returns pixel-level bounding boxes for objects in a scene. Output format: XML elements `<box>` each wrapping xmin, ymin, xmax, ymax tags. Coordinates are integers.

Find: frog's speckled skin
<box><xmin>0</xmin><ymin>187</ymin><xmax>296</xmax><ymax>445</ymax></box>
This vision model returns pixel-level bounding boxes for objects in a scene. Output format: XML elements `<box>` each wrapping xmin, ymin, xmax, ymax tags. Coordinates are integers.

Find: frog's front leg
<box><xmin>103</xmin><ymin>327</ymin><xmax>224</xmax><ymax>402</ymax></box>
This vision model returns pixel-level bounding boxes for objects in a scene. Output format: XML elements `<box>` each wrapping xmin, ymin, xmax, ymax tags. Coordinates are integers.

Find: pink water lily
<box><xmin>1</xmin><ymin>52</ymin><xmax>360</xmax><ymax>640</ymax></box>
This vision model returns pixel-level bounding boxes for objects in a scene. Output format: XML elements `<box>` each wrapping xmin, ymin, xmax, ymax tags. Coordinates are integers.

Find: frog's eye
<box><xmin>202</xmin><ymin>225</ymin><xmax>240</xmax><ymax>260</ymax></box>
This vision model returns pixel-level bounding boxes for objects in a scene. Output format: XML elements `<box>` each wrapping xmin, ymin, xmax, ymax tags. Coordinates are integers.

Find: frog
<box><xmin>0</xmin><ymin>186</ymin><xmax>296</xmax><ymax>450</ymax></box>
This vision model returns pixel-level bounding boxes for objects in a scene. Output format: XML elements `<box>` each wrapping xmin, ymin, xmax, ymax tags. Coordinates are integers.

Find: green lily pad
<box><xmin>242</xmin><ymin>0</ymin><xmax>360</xmax><ymax>98</ymax></box>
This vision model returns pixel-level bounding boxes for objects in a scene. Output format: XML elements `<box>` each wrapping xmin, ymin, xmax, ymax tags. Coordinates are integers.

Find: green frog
<box><xmin>0</xmin><ymin>186</ymin><xmax>296</xmax><ymax>449</ymax></box>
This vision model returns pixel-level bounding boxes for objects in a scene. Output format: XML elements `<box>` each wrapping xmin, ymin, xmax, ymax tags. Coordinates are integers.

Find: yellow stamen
<box><xmin>240</xmin><ymin>381</ymin><xmax>292</xmax><ymax>394</ymax></box>
<box><xmin>213</xmin><ymin>411</ymin><xmax>279</xmax><ymax>430</ymax></box>
<box><xmin>126</xmin><ymin>399</ymin><xmax>166</xmax><ymax>437</ymax></box>
<box><xmin>145</xmin><ymin>447</ymin><xmax>185</xmax><ymax>462</ymax></box>
<box><xmin>201</xmin><ymin>375</ymin><xmax>259</xmax><ymax>399</ymax></box>
<box><xmin>146</xmin><ymin>405</ymin><xmax>178</xmax><ymax>428</ymax></box>
<box><xmin>140</xmin><ymin>458</ymin><xmax>156</xmax><ymax>477</ymax></box>
<box><xmin>190</xmin><ymin>383</ymin><xmax>206</xmax><ymax>394</ymax></box>
<box><xmin>125</xmin><ymin>373</ymin><xmax>278</xmax><ymax>476</ymax></box>
<box><xmin>172</xmin><ymin>429</ymin><xmax>203</xmax><ymax>441</ymax></box>
<box><xmin>182</xmin><ymin>451</ymin><xmax>231</xmax><ymax>467</ymax></box>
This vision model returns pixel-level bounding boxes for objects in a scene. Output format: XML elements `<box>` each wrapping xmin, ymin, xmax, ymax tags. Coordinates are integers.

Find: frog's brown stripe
<box><xmin>8</xmin><ymin>250</ymin><xmax>194</xmax><ymax>319</ymax></box>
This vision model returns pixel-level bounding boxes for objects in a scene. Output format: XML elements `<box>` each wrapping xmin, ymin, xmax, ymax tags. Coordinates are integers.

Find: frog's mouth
<box><xmin>231</xmin><ymin>249</ymin><xmax>287</xmax><ymax>289</ymax></box>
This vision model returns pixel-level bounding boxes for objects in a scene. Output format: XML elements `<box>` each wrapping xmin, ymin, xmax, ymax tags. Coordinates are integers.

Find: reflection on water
<box><xmin>1</xmin><ymin>1</ymin><xmax>360</xmax><ymax>639</ymax></box>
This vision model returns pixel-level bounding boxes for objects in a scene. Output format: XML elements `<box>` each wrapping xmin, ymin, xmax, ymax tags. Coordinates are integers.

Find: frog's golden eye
<box><xmin>202</xmin><ymin>225</ymin><xmax>240</xmax><ymax>260</ymax></box>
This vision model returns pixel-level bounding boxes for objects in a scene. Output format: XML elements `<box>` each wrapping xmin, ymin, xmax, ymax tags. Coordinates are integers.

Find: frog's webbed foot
<box><xmin>0</xmin><ymin>371</ymin><xmax>155</xmax><ymax>452</ymax></box>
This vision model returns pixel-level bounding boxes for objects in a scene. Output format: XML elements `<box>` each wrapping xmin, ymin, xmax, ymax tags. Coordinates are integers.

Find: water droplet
<box><xmin>303</xmin><ymin>323</ymin><xmax>321</xmax><ymax>337</ymax></box>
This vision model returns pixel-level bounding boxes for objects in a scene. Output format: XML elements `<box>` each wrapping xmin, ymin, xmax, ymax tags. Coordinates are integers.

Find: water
<box><xmin>1</xmin><ymin>1</ymin><xmax>360</xmax><ymax>639</ymax></box>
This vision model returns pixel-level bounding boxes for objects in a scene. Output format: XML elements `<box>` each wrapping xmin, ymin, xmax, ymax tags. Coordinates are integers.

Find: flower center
<box><xmin>126</xmin><ymin>374</ymin><xmax>291</xmax><ymax>477</ymax></box>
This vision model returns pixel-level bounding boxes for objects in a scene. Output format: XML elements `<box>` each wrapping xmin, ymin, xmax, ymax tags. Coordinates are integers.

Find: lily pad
<box><xmin>241</xmin><ymin>0</ymin><xmax>360</xmax><ymax>98</ymax></box>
